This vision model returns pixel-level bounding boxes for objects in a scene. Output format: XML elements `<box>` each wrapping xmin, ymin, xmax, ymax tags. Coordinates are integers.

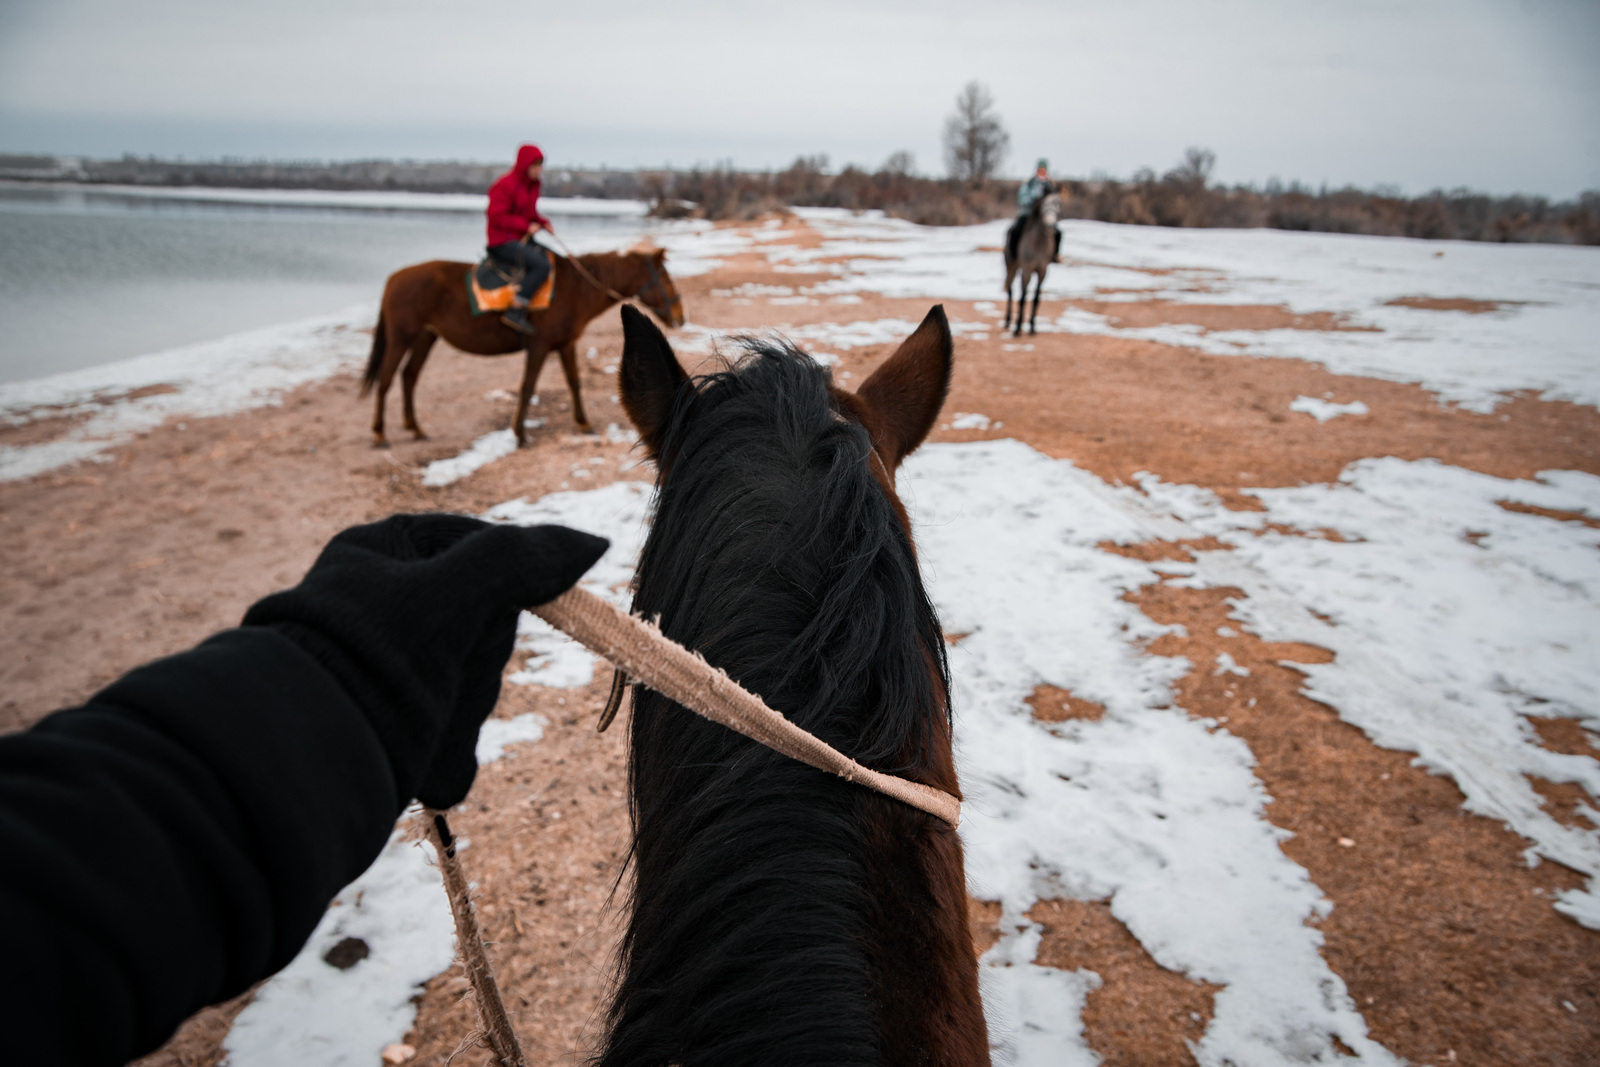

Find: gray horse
<box><xmin>1003</xmin><ymin>192</ymin><xmax>1060</xmax><ymax>335</ymax></box>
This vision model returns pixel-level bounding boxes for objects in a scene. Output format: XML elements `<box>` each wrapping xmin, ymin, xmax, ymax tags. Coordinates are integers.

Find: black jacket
<box><xmin>0</xmin><ymin>628</ymin><xmax>399</xmax><ymax>1064</ymax></box>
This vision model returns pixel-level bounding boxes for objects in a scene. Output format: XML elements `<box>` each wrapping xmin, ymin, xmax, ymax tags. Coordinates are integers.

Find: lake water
<box><xmin>0</xmin><ymin>182</ymin><xmax>651</xmax><ymax>385</ymax></box>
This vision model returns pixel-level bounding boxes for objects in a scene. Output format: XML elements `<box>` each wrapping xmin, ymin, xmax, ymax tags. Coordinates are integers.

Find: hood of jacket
<box><xmin>514</xmin><ymin>144</ymin><xmax>544</xmax><ymax>177</ymax></box>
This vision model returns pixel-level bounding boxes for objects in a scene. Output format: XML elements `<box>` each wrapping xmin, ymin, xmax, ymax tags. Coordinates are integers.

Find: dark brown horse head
<box><xmin>624</xmin><ymin>247</ymin><xmax>686</xmax><ymax>329</ymax></box>
<box><xmin>606</xmin><ymin>302</ymin><xmax>986</xmax><ymax>1064</ymax></box>
<box><xmin>620</xmin><ymin>302</ymin><xmax>951</xmax><ymax>507</ymax></box>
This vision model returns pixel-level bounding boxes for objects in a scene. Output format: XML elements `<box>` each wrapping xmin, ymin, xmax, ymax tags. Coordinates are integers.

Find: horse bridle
<box><xmin>543</xmin><ymin>231</ymin><xmax>681</xmax><ymax>322</ymax></box>
<box><xmin>636</xmin><ymin>256</ymin><xmax>683</xmax><ymax>323</ymax></box>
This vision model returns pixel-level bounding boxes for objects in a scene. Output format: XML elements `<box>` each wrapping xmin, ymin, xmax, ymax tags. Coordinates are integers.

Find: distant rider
<box><xmin>487</xmin><ymin>144</ymin><xmax>554</xmax><ymax>336</ymax></box>
<box><xmin>1008</xmin><ymin>158</ymin><xmax>1062</xmax><ymax>263</ymax></box>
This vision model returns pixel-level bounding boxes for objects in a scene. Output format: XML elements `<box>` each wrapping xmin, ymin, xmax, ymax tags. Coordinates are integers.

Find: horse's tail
<box><xmin>360</xmin><ymin>311</ymin><xmax>386</xmax><ymax>397</ymax></box>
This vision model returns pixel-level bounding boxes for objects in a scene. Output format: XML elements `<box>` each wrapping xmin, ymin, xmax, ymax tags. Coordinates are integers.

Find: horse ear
<box><xmin>853</xmin><ymin>304</ymin><xmax>952</xmax><ymax>469</ymax></box>
<box><xmin>619</xmin><ymin>303</ymin><xmax>687</xmax><ymax>453</ymax></box>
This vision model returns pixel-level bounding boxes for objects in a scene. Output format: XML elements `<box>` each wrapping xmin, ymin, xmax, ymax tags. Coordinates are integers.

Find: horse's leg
<box><xmin>1030</xmin><ymin>267</ymin><xmax>1045</xmax><ymax>335</ymax></box>
<box><xmin>557</xmin><ymin>342</ymin><xmax>592</xmax><ymax>432</ymax></box>
<box><xmin>514</xmin><ymin>341</ymin><xmax>553</xmax><ymax>447</ymax></box>
<box><xmin>1013</xmin><ymin>271</ymin><xmax>1028</xmax><ymax>337</ymax></box>
<box><xmin>1003</xmin><ymin>266</ymin><xmax>1016</xmax><ymax>331</ymax></box>
<box><xmin>371</xmin><ymin>318</ymin><xmax>414</xmax><ymax>448</ymax></box>
<box><xmin>400</xmin><ymin>329</ymin><xmax>438</xmax><ymax>440</ymax></box>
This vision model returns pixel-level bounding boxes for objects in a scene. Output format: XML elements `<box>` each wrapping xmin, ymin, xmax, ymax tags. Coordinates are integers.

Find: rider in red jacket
<box><xmin>486</xmin><ymin>144</ymin><xmax>555</xmax><ymax>336</ymax></box>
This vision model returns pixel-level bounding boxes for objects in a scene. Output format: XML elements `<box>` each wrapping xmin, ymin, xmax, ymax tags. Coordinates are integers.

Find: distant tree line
<box><xmin>1053</xmin><ymin>146</ymin><xmax>1600</xmax><ymax>245</ymax></box>
<box><xmin>3</xmin><ymin>140</ymin><xmax>1595</xmax><ymax>246</ymax></box>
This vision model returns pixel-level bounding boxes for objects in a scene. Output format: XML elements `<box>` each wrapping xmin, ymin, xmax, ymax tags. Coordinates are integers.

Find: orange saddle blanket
<box><xmin>466</xmin><ymin>258</ymin><xmax>553</xmax><ymax>315</ymax></box>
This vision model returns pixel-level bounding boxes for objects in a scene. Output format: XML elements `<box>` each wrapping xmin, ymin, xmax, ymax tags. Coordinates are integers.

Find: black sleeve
<box><xmin>0</xmin><ymin>627</ymin><xmax>401</xmax><ymax>1066</ymax></box>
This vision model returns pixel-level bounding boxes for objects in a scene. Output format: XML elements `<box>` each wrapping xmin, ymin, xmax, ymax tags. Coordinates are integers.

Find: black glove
<box><xmin>243</xmin><ymin>515</ymin><xmax>607</xmax><ymax>809</ymax></box>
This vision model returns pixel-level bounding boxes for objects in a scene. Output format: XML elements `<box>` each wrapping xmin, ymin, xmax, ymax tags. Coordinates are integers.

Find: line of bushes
<box><xmin>1056</xmin><ymin>158</ymin><xmax>1600</xmax><ymax>245</ymax></box>
<box><xmin>642</xmin><ymin>152</ymin><xmax>1600</xmax><ymax>246</ymax></box>
<box><xmin>5</xmin><ymin>151</ymin><xmax>1595</xmax><ymax>245</ymax></box>
<box><xmin>637</xmin><ymin>155</ymin><xmax>1017</xmax><ymax>226</ymax></box>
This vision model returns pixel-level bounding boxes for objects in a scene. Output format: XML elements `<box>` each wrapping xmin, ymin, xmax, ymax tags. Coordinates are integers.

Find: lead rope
<box><xmin>424</xmin><ymin>810</ymin><xmax>526</xmax><ymax>1067</ymax></box>
<box><xmin>430</xmin><ymin>586</ymin><xmax>962</xmax><ymax>1061</ymax></box>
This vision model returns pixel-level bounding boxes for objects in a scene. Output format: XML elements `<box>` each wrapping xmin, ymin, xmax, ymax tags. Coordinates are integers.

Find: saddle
<box><xmin>465</xmin><ymin>255</ymin><xmax>554</xmax><ymax>316</ymax></box>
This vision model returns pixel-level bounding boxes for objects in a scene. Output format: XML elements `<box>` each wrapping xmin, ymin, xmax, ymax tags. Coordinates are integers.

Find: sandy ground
<box><xmin>3</xmin><ymin>220</ymin><xmax>1597</xmax><ymax>1066</ymax></box>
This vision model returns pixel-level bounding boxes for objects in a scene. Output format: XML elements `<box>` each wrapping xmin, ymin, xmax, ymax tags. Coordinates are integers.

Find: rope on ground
<box><xmin>425</xmin><ymin>810</ymin><xmax>527</xmax><ymax>1067</ymax></box>
<box><xmin>532</xmin><ymin>586</ymin><xmax>963</xmax><ymax>828</ymax></box>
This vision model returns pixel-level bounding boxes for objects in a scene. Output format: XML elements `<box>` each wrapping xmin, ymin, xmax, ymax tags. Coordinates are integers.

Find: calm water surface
<box><xmin>0</xmin><ymin>183</ymin><xmax>648</xmax><ymax>384</ymax></box>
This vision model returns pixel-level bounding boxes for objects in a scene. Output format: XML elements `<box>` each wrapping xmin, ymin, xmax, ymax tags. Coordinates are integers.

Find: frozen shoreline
<box><xmin>0</xmin><ymin>305</ymin><xmax>376</xmax><ymax>483</ymax></box>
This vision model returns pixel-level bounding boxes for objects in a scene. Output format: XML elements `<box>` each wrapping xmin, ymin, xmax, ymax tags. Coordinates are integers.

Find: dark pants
<box><xmin>488</xmin><ymin>241</ymin><xmax>552</xmax><ymax>299</ymax></box>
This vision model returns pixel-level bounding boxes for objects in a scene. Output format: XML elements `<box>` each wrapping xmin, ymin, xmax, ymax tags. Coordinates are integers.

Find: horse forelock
<box><xmin>639</xmin><ymin>340</ymin><xmax>949</xmax><ymax>758</ymax></box>
<box><xmin>602</xmin><ymin>340</ymin><xmax>953</xmax><ymax>1064</ymax></box>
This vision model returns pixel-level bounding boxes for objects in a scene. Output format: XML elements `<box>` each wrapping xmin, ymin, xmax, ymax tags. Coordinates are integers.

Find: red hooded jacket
<box><xmin>486</xmin><ymin>144</ymin><xmax>552</xmax><ymax>246</ymax></box>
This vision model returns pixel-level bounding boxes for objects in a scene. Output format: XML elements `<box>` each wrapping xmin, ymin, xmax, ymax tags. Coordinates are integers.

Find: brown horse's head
<box><xmin>605</xmin><ymin>303</ymin><xmax>985</xmax><ymax>1063</ymax></box>
<box><xmin>620</xmin><ymin>302</ymin><xmax>951</xmax><ymax>509</ymax></box>
<box><xmin>626</xmin><ymin>247</ymin><xmax>686</xmax><ymax>329</ymax></box>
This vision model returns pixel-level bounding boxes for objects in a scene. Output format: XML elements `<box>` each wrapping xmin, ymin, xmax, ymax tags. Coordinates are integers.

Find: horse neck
<box><xmin>582</xmin><ymin>253</ymin><xmax>646</xmax><ymax>302</ymax></box>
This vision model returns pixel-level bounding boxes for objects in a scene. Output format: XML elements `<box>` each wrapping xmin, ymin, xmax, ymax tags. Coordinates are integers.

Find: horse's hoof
<box><xmin>409</xmin><ymin>430</ymin><xmax>429</xmax><ymax>441</ymax></box>
<box><xmin>373</xmin><ymin>436</ymin><xmax>390</xmax><ymax>449</ymax></box>
<box><xmin>575</xmin><ymin>421</ymin><xmax>595</xmax><ymax>435</ymax></box>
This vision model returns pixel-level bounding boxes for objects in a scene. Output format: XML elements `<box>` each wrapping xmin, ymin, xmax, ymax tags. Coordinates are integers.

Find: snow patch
<box><xmin>222</xmin><ymin>828</ymin><xmax>456</xmax><ymax>1067</ymax></box>
<box><xmin>420</xmin><ymin>429</ymin><xmax>518</xmax><ymax>488</ymax></box>
<box><xmin>1160</xmin><ymin>458</ymin><xmax>1600</xmax><ymax>925</ymax></box>
<box><xmin>1290</xmin><ymin>396</ymin><xmax>1370</xmax><ymax>422</ymax></box>
<box><xmin>902</xmin><ymin>441</ymin><xmax>1399</xmax><ymax>1064</ymax></box>
<box><xmin>758</xmin><ymin>208</ymin><xmax>1600</xmax><ymax>413</ymax></box>
<box><xmin>475</xmin><ymin>713</ymin><xmax>546</xmax><ymax>764</ymax></box>
<box><xmin>0</xmin><ymin>306</ymin><xmax>374</xmax><ymax>482</ymax></box>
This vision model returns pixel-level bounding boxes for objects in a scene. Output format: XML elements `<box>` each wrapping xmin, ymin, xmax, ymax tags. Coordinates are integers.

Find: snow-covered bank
<box><xmin>767</xmin><ymin>209</ymin><xmax>1600</xmax><ymax>413</ymax></box>
<box><xmin>0</xmin><ymin>306</ymin><xmax>375</xmax><ymax>482</ymax></box>
<box><xmin>399</xmin><ymin>440</ymin><xmax>1596</xmax><ymax>1065</ymax></box>
<box><xmin>903</xmin><ymin>442</ymin><xmax>1400</xmax><ymax>1065</ymax></box>
<box><xmin>0</xmin><ymin>212</ymin><xmax>733</xmax><ymax>483</ymax></box>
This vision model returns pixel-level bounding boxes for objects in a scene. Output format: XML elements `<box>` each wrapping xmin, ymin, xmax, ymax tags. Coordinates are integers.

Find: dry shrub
<box><xmin>22</xmin><ymin>151</ymin><xmax>1596</xmax><ymax>246</ymax></box>
<box><xmin>644</xmin><ymin>155</ymin><xmax>1017</xmax><ymax>227</ymax></box>
<box><xmin>1058</xmin><ymin>165</ymin><xmax>1599</xmax><ymax>246</ymax></box>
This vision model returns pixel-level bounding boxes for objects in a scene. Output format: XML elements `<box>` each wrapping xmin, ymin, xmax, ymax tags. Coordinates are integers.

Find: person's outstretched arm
<box><xmin>0</xmin><ymin>515</ymin><xmax>607</xmax><ymax>1066</ymax></box>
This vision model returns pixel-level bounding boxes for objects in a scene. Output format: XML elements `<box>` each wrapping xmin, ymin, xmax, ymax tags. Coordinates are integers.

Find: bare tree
<box><xmin>1165</xmin><ymin>146</ymin><xmax>1215</xmax><ymax>189</ymax></box>
<box><xmin>942</xmin><ymin>81</ymin><xmax>1010</xmax><ymax>184</ymax></box>
<box><xmin>881</xmin><ymin>150</ymin><xmax>916</xmax><ymax>177</ymax></box>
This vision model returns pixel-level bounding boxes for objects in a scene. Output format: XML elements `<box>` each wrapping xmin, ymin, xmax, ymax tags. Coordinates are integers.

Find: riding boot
<box><xmin>1053</xmin><ymin>227</ymin><xmax>1063</xmax><ymax>264</ymax></box>
<box><xmin>502</xmin><ymin>307</ymin><xmax>537</xmax><ymax>337</ymax></box>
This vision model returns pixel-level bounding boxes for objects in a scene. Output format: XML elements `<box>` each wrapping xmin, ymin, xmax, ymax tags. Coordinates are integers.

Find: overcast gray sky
<box><xmin>1</xmin><ymin>0</ymin><xmax>1596</xmax><ymax>196</ymax></box>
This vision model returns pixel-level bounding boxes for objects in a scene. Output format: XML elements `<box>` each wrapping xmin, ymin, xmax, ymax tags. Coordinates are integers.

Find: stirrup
<box><xmin>502</xmin><ymin>308</ymin><xmax>537</xmax><ymax>336</ymax></box>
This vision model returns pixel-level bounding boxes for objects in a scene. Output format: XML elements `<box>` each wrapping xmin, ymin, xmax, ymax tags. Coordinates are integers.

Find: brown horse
<box><xmin>360</xmin><ymin>248</ymin><xmax>685</xmax><ymax>447</ymax></box>
<box><xmin>603</xmin><ymin>304</ymin><xmax>989</xmax><ymax>1064</ymax></box>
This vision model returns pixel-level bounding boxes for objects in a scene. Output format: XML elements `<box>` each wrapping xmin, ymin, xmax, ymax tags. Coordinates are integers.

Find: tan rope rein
<box><xmin>532</xmin><ymin>586</ymin><xmax>962</xmax><ymax>828</ymax></box>
<box><xmin>539</xmin><ymin>231</ymin><xmax>630</xmax><ymax>303</ymax></box>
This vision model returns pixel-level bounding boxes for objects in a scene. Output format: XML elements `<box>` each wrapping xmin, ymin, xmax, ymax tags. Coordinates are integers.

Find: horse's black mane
<box><xmin>600</xmin><ymin>340</ymin><xmax>950</xmax><ymax>1066</ymax></box>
